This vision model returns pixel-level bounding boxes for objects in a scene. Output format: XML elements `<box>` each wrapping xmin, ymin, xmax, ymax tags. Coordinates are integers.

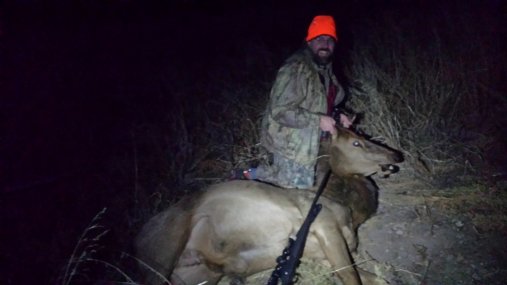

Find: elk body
<box><xmin>135</xmin><ymin>127</ymin><xmax>403</xmax><ymax>285</ymax></box>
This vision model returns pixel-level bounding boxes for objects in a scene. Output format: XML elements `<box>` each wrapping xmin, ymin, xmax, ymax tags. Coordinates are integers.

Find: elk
<box><xmin>135</xmin><ymin>127</ymin><xmax>403</xmax><ymax>285</ymax></box>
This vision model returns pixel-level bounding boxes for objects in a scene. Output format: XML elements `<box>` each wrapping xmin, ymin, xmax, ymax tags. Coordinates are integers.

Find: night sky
<box><xmin>3</xmin><ymin>1</ymin><xmax>354</xmax><ymax>188</ymax></box>
<box><xmin>1</xmin><ymin>1</ymin><xmax>505</xmax><ymax>284</ymax></box>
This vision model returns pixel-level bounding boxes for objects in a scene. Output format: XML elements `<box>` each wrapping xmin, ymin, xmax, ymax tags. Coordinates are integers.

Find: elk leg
<box><xmin>175</xmin><ymin>249</ymin><xmax>203</xmax><ymax>267</ymax></box>
<box><xmin>172</xmin><ymin>263</ymin><xmax>223</xmax><ymax>285</ymax></box>
<box><xmin>313</xmin><ymin>225</ymin><xmax>362</xmax><ymax>285</ymax></box>
<box><xmin>357</xmin><ymin>268</ymin><xmax>389</xmax><ymax>285</ymax></box>
<box><xmin>170</xmin><ymin>218</ymin><xmax>226</xmax><ymax>284</ymax></box>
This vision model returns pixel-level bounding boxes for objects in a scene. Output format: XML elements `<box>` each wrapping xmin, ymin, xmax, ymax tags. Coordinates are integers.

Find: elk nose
<box><xmin>391</xmin><ymin>151</ymin><xmax>404</xmax><ymax>163</ymax></box>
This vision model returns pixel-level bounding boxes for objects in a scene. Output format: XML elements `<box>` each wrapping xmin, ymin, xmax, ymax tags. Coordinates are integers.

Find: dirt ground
<box><xmin>354</xmin><ymin>172</ymin><xmax>507</xmax><ymax>285</ymax></box>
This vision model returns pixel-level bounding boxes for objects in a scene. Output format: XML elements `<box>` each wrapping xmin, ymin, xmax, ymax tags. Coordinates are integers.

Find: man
<box><xmin>234</xmin><ymin>15</ymin><xmax>352</xmax><ymax>188</ymax></box>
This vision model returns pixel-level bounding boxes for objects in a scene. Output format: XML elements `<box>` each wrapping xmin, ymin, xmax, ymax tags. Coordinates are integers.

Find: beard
<box><xmin>311</xmin><ymin>48</ymin><xmax>334</xmax><ymax>66</ymax></box>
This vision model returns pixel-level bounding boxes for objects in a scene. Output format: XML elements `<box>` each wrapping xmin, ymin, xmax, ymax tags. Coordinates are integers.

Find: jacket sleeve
<box><xmin>268</xmin><ymin>65</ymin><xmax>321</xmax><ymax>129</ymax></box>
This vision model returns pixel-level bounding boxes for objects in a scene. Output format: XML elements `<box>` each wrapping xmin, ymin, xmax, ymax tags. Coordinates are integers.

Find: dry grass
<box><xmin>344</xmin><ymin>7</ymin><xmax>505</xmax><ymax>185</ymax></box>
<box><xmin>56</xmin><ymin>208</ymin><xmax>137</xmax><ymax>285</ymax></box>
<box><xmin>428</xmin><ymin>183</ymin><xmax>507</xmax><ymax>233</ymax></box>
<box><xmin>219</xmin><ymin>259</ymin><xmax>342</xmax><ymax>285</ymax></box>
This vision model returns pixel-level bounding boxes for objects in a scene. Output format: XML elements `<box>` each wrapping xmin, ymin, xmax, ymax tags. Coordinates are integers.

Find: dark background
<box><xmin>1</xmin><ymin>1</ymin><xmax>505</xmax><ymax>284</ymax></box>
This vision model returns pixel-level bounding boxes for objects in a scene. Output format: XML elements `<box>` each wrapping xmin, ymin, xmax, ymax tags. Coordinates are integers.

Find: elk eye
<box><xmin>353</xmin><ymin>141</ymin><xmax>361</xmax><ymax>147</ymax></box>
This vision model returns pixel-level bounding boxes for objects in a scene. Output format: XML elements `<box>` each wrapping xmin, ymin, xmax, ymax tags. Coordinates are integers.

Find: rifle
<box><xmin>266</xmin><ymin>169</ymin><xmax>332</xmax><ymax>285</ymax></box>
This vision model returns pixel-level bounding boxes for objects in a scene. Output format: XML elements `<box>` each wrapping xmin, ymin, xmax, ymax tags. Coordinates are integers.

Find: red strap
<box><xmin>327</xmin><ymin>82</ymin><xmax>337</xmax><ymax>115</ymax></box>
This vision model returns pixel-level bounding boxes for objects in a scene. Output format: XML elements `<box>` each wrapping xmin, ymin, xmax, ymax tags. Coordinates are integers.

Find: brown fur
<box><xmin>135</xmin><ymin>127</ymin><xmax>402</xmax><ymax>285</ymax></box>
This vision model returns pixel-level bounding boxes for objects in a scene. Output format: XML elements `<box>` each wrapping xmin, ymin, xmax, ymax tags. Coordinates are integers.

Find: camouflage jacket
<box><xmin>260</xmin><ymin>47</ymin><xmax>344</xmax><ymax>166</ymax></box>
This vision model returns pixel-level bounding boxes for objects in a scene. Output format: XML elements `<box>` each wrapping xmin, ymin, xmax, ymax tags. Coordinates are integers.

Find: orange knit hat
<box><xmin>305</xmin><ymin>15</ymin><xmax>337</xmax><ymax>42</ymax></box>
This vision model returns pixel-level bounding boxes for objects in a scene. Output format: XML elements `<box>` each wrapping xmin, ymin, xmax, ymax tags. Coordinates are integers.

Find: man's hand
<box><xmin>319</xmin><ymin>115</ymin><xmax>337</xmax><ymax>135</ymax></box>
<box><xmin>339</xmin><ymin>113</ymin><xmax>354</xmax><ymax>128</ymax></box>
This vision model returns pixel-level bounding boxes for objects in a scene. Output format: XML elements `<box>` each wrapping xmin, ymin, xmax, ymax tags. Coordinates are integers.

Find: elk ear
<box><xmin>350</xmin><ymin>113</ymin><xmax>357</xmax><ymax>124</ymax></box>
<box><xmin>331</xmin><ymin>128</ymin><xmax>338</xmax><ymax>141</ymax></box>
<box><xmin>331</xmin><ymin>126</ymin><xmax>345</xmax><ymax>141</ymax></box>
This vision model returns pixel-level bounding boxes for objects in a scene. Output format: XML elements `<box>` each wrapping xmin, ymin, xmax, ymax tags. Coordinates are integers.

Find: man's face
<box><xmin>307</xmin><ymin>35</ymin><xmax>336</xmax><ymax>65</ymax></box>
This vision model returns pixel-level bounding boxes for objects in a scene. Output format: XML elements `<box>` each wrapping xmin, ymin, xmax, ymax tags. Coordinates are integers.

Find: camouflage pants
<box><xmin>256</xmin><ymin>139</ymin><xmax>331</xmax><ymax>189</ymax></box>
<box><xmin>256</xmin><ymin>154</ymin><xmax>315</xmax><ymax>189</ymax></box>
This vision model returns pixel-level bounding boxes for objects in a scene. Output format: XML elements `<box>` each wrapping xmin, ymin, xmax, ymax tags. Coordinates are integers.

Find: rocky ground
<box><xmin>355</xmin><ymin>172</ymin><xmax>507</xmax><ymax>285</ymax></box>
